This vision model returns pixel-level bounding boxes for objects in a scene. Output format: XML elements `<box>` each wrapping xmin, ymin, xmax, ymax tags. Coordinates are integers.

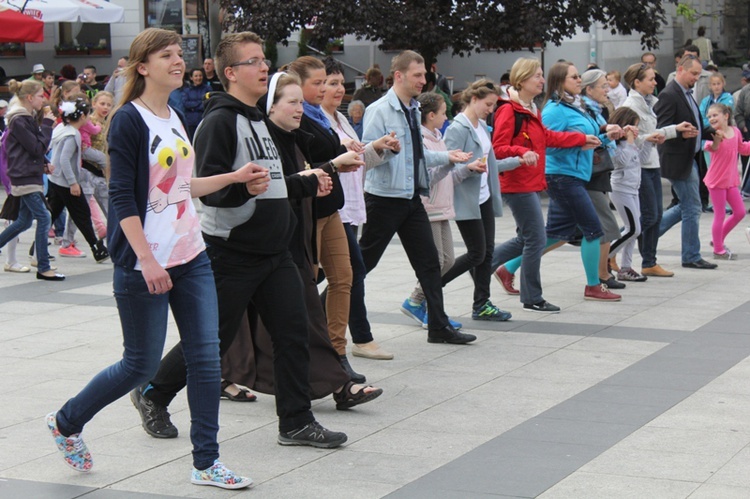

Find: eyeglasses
<box><xmin>229</xmin><ymin>58</ymin><xmax>271</xmax><ymax>69</ymax></box>
<box><xmin>484</xmin><ymin>82</ymin><xmax>495</xmax><ymax>90</ymax></box>
<box><xmin>568</xmin><ymin>74</ymin><xmax>582</xmax><ymax>80</ymax></box>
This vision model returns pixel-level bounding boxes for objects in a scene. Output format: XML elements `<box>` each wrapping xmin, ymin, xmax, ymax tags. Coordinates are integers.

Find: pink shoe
<box><xmin>59</xmin><ymin>244</ymin><xmax>86</xmax><ymax>258</ymax></box>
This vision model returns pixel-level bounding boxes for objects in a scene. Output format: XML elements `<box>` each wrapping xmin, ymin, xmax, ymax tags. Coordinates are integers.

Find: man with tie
<box><xmin>655</xmin><ymin>55</ymin><xmax>718</xmax><ymax>269</ymax></box>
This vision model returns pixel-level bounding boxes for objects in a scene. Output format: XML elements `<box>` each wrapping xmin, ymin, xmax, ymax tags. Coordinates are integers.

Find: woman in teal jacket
<box><xmin>442</xmin><ymin>79</ymin><xmax>524</xmax><ymax>321</ymax></box>
<box><xmin>541</xmin><ymin>62</ymin><xmax>621</xmax><ymax>301</ymax></box>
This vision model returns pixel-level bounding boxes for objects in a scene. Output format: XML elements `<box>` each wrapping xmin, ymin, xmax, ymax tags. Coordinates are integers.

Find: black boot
<box><xmin>339</xmin><ymin>355</ymin><xmax>366</xmax><ymax>383</ymax></box>
<box><xmin>91</xmin><ymin>239</ymin><xmax>110</xmax><ymax>263</ymax></box>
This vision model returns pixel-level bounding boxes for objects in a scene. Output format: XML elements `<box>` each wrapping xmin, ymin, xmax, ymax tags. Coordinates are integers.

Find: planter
<box><xmin>56</xmin><ymin>49</ymin><xmax>88</xmax><ymax>56</ymax></box>
<box><xmin>0</xmin><ymin>50</ymin><xmax>25</xmax><ymax>58</ymax></box>
<box><xmin>88</xmin><ymin>49</ymin><xmax>110</xmax><ymax>56</ymax></box>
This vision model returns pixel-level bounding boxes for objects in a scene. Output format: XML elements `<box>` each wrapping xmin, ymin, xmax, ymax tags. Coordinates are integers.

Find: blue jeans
<box><xmin>343</xmin><ymin>223</ymin><xmax>373</xmax><ymax>344</ymax></box>
<box><xmin>659</xmin><ymin>162</ymin><xmax>702</xmax><ymax>263</ymax></box>
<box><xmin>637</xmin><ymin>168</ymin><xmax>663</xmax><ymax>268</ymax></box>
<box><xmin>491</xmin><ymin>192</ymin><xmax>546</xmax><ymax>305</ymax></box>
<box><xmin>56</xmin><ymin>252</ymin><xmax>221</xmax><ymax>470</ymax></box>
<box><xmin>545</xmin><ymin>174</ymin><xmax>603</xmax><ymax>242</ymax></box>
<box><xmin>0</xmin><ymin>192</ymin><xmax>52</xmax><ymax>273</ymax></box>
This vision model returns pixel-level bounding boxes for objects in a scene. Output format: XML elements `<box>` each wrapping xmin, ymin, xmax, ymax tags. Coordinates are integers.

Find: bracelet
<box><xmin>328</xmin><ymin>160</ymin><xmax>338</xmax><ymax>173</ymax></box>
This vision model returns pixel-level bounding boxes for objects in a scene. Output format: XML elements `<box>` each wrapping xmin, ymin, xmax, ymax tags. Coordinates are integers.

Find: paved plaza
<box><xmin>2</xmin><ymin>187</ymin><xmax>750</xmax><ymax>498</ymax></box>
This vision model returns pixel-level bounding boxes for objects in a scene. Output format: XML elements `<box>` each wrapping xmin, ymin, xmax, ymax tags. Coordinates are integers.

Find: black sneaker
<box><xmin>523</xmin><ymin>300</ymin><xmax>561</xmax><ymax>313</ymax></box>
<box><xmin>130</xmin><ymin>386</ymin><xmax>178</xmax><ymax>439</ymax></box>
<box><xmin>600</xmin><ymin>276</ymin><xmax>625</xmax><ymax>289</ymax></box>
<box><xmin>339</xmin><ymin>355</ymin><xmax>366</xmax><ymax>383</ymax></box>
<box><xmin>277</xmin><ymin>421</ymin><xmax>348</xmax><ymax>448</ymax></box>
<box><xmin>92</xmin><ymin>239</ymin><xmax>110</xmax><ymax>264</ymax></box>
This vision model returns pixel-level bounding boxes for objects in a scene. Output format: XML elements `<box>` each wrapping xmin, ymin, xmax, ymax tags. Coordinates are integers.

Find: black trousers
<box><xmin>357</xmin><ymin>194</ymin><xmax>449</xmax><ymax>331</ymax></box>
<box><xmin>47</xmin><ymin>181</ymin><xmax>98</xmax><ymax>247</ymax></box>
<box><xmin>441</xmin><ymin>200</ymin><xmax>495</xmax><ymax>310</ymax></box>
<box><xmin>147</xmin><ymin>246</ymin><xmax>314</xmax><ymax>433</ymax></box>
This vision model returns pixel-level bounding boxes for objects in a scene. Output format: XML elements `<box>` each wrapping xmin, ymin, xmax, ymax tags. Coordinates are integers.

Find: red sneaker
<box><xmin>494</xmin><ymin>265</ymin><xmax>520</xmax><ymax>295</ymax></box>
<box><xmin>59</xmin><ymin>244</ymin><xmax>86</xmax><ymax>258</ymax></box>
<box><xmin>584</xmin><ymin>284</ymin><xmax>621</xmax><ymax>301</ymax></box>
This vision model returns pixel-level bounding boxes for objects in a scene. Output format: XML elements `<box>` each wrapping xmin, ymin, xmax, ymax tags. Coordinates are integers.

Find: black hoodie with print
<box><xmin>195</xmin><ymin>91</ymin><xmax>296</xmax><ymax>256</ymax></box>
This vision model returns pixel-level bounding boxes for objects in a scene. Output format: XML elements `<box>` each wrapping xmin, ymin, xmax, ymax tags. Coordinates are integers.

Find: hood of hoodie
<box><xmin>203</xmin><ymin>91</ymin><xmax>264</xmax><ymax>123</ymax></box>
<box><xmin>50</xmin><ymin>122</ymin><xmax>79</xmax><ymax>149</ymax></box>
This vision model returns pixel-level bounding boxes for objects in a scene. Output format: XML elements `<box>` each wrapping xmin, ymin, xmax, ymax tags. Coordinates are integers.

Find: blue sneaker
<box><xmin>400</xmin><ymin>298</ymin><xmax>426</xmax><ymax>326</ymax></box>
<box><xmin>421</xmin><ymin>311</ymin><xmax>463</xmax><ymax>330</ymax></box>
<box><xmin>191</xmin><ymin>460</ymin><xmax>253</xmax><ymax>489</ymax></box>
<box><xmin>472</xmin><ymin>301</ymin><xmax>512</xmax><ymax>322</ymax></box>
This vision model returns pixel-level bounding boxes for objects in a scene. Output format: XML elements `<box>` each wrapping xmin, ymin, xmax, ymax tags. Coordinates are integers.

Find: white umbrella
<box><xmin>0</xmin><ymin>0</ymin><xmax>124</xmax><ymax>23</ymax></box>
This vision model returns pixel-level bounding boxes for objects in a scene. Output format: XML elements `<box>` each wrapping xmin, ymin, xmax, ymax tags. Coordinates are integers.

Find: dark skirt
<box><xmin>221</xmin><ymin>260</ymin><xmax>349</xmax><ymax>399</ymax></box>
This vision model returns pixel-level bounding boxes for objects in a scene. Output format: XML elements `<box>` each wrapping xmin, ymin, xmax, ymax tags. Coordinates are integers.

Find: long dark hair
<box><xmin>544</xmin><ymin>61</ymin><xmax>575</xmax><ymax>106</ymax></box>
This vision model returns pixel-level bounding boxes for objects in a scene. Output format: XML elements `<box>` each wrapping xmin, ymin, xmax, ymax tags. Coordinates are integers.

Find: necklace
<box><xmin>518</xmin><ymin>96</ymin><xmax>534</xmax><ymax>110</ymax></box>
<box><xmin>137</xmin><ymin>97</ymin><xmax>167</xmax><ymax>118</ymax></box>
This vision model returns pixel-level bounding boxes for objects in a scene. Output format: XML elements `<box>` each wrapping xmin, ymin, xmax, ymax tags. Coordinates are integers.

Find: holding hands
<box><xmin>582</xmin><ymin>135</ymin><xmax>602</xmax><ymax>150</ymax></box>
<box><xmin>605</xmin><ymin>124</ymin><xmax>624</xmax><ymax>141</ymax></box>
<box><xmin>333</xmin><ymin>150</ymin><xmax>367</xmax><ymax>173</ymax></box>
<box><xmin>711</xmin><ymin>128</ymin><xmax>725</xmax><ymax>150</ymax></box>
<box><xmin>372</xmin><ymin>131</ymin><xmax>401</xmax><ymax>154</ymax></box>
<box><xmin>676</xmin><ymin>121</ymin><xmax>699</xmax><ymax>138</ymax></box>
<box><xmin>298</xmin><ymin>168</ymin><xmax>333</xmax><ymax>197</ymax></box>
<box><xmin>467</xmin><ymin>157</ymin><xmax>488</xmax><ymax>173</ymax></box>
<box><xmin>236</xmin><ymin>162</ymin><xmax>271</xmax><ymax>196</ymax></box>
<box><xmin>519</xmin><ymin>151</ymin><xmax>539</xmax><ymax>166</ymax></box>
<box><xmin>448</xmin><ymin>149</ymin><xmax>473</xmax><ymax>164</ymax></box>
<box><xmin>342</xmin><ymin>137</ymin><xmax>366</xmax><ymax>154</ymax></box>
<box><xmin>646</xmin><ymin>132</ymin><xmax>666</xmax><ymax>144</ymax></box>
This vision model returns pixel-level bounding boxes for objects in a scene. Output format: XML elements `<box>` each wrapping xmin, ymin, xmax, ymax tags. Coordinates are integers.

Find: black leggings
<box><xmin>441</xmin><ymin>199</ymin><xmax>495</xmax><ymax>310</ymax></box>
<box><xmin>47</xmin><ymin>182</ymin><xmax>98</xmax><ymax>247</ymax></box>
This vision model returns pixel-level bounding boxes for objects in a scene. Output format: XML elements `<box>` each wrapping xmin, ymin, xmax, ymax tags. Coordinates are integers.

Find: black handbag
<box><xmin>592</xmin><ymin>146</ymin><xmax>614</xmax><ymax>174</ymax></box>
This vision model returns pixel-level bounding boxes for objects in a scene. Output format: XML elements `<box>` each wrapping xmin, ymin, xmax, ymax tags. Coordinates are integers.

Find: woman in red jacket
<box><xmin>490</xmin><ymin>58</ymin><xmax>588</xmax><ymax>313</ymax></box>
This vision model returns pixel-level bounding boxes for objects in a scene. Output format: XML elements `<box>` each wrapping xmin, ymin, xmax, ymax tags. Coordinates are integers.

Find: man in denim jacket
<box><xmin>360</xmin><ymin>50</ymin><xmax>476</xmax><ymax>345</ymax></box>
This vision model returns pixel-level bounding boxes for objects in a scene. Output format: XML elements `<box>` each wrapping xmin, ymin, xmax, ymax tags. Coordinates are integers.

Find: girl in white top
<box><xmin>45</xmin><ymin>28</ymin><xmax>260</xmax><ymax>489</ymax></box>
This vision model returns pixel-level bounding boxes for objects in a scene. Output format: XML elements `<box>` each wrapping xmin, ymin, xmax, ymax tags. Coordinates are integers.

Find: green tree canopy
<box><xmin>220</xmin><ymin>0</ymin><xmax>673</xmax><ymax>66</ymax></box>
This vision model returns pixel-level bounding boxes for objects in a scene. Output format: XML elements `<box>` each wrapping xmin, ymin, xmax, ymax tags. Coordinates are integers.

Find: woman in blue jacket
<box><xmin>442</xmin><ymin>79</ymin><xmax>524</xmax><ymax>321</ymax></box>
<box><xmin>541</xmin><ymin>62</ymin><xmax>620</xmax><ymax>301</ymax></box>
<box><xmin>180</xmin><ymin>68</ymin><xmax>211</xmax><ymax>138</ymax></box>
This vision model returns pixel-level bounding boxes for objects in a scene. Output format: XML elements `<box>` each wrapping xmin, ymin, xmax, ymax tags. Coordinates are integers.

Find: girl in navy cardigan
<box><xmin>45</xmin><ymin>28</ymin><xmax>260</xmax><ymax>489</ymax></box>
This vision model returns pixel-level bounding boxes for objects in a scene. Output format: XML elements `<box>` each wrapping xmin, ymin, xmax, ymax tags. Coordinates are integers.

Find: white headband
<box><xmin>267</xmin><ymin>71</ymin><xmax>286</xmax><ymax>115</ymax></box>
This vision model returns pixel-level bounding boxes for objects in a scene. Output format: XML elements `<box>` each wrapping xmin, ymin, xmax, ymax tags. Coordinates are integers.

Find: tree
<box><xmin>219</xmin><ymin>0</ymin><xmax>673</xmax><ymax>67</ymax></box>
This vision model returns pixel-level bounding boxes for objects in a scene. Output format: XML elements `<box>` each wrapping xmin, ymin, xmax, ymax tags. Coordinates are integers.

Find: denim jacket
<box><xmin>362</xmin><ymin>88</ymin><xmax>450</xmax><ymax>198</ymax></box>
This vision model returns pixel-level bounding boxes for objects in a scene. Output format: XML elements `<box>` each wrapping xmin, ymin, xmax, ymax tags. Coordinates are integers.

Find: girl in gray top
<box><xmin>47</xmin><ymin>98</ymin><xmax>110</xmax><ymax>263</ymax></box>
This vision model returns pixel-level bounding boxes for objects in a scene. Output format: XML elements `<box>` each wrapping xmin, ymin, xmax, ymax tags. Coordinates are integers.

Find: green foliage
<box><xmin>265</xmin><ymin>38</ymin><xmax>279</xmax><ymax>69</ymax></box>
<box><xmin>219</xmin><ymin>0</ymin><xmax>674</xmax><ymax>65</ymax></box>
<box><xmin>297</xmin><ymin>29</ymin><xmax>309</xmax><ymax>57</ymax></box>
<box><xmin>676</xmin><ymin>3</ymin><xmax>700</xmax><ymax>22</ymax></box>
